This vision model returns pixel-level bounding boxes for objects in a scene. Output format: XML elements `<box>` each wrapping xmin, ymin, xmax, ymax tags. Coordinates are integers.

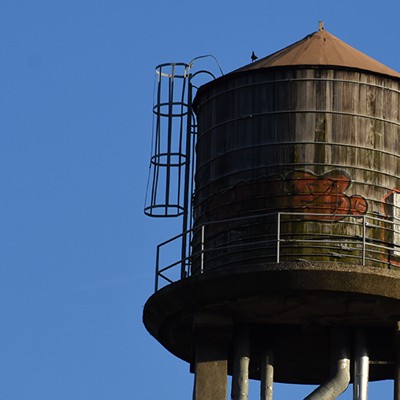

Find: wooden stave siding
<box><xmin>192</xmin><ymin>68</ymin><xmax>400</xmax><ymax>271</ymax></box>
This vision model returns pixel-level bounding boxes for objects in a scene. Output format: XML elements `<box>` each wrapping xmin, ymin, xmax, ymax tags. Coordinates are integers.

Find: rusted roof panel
<box><xmin>234</xmin><ymin>28</ymin><xmax>400</xmax><ymax>79</ymax></box>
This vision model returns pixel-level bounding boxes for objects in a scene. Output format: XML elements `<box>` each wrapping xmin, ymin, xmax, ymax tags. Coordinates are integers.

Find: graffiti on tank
<box><xmin>197</xmin><ymin>170</ymin><xmax>368</xmax><ymax>223</ymax></box>
<box><xmin>285</xmin><ymin>170</ymin><xmax>368</xmax><ymax>221</ymax></box>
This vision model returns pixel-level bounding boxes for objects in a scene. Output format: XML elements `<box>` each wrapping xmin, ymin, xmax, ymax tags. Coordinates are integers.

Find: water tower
<box><xmin>143</xmin><ymin>24</ymin><xmax>400</xmax><ymax>399</ymax></box>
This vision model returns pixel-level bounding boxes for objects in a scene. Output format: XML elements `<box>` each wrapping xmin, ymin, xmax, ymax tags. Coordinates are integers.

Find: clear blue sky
<box><xmin>1</xmin><ymin>0</ymin><xmax>399</xmax><ymax>399</ymax></box>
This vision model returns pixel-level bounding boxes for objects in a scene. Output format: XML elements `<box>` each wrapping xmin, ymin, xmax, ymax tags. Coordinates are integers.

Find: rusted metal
<box><xmin>230</xmin><ymin>28</ymin><xmax>400</xmax><ymax>79</ymax></box>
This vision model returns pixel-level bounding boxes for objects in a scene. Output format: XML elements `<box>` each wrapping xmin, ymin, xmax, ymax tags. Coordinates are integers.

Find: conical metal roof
<box><xmin>234</xmin><ymin>25</ymin><xmax>400</xmax><ymax>79</ymax></box>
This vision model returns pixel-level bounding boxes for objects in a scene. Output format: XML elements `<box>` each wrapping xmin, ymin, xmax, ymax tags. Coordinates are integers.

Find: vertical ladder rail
<box><xmin>180</xmin><ymin>74</ymin><xmax>193</xmax><ymax>278</ymax></box>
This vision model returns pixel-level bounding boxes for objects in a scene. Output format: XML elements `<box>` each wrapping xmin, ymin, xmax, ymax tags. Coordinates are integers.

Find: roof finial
<box><xmin>318</xmin><ymin>21</ymin><xmax>324</xmax><ymax>31</ymax></box>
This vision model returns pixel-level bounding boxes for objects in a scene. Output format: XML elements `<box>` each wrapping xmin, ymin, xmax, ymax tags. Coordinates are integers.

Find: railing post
<box><xmin>277</xmin><ymin>213</ymin><xmax>281</xmax><ymax>263</ymax></box>
<box><xmin>362</xmin><ymin>215</ymin><xmax>366</xmax><ymax>267</ymax></box>
<box><xmin>201</xmin><ymin>224</ymin><xmax>205</xmax><ymax>274</ymax></box>
<box><xmin>155</xmin><ymin>244</ymin><xmax>160</xmax><ymax>292</ymax></box>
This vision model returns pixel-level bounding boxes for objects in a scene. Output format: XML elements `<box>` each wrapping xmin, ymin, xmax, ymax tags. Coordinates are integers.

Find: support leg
<box><xmin>192</xmin><ymin>314</ymin><xmax>231</xmax><ymax>400</ymax></box>
<box><xmin>232</xmin><ymin>325</ymin><xmax>250</xmax><ymax>400</ymax></box>
<box><xmin>193</xmin><ymin>335</ymin><xmax>228</xmax><ymax>400</ymax></box>
<box><xmin>395</xmin><ymin>322</ymin><xmax>400</xmax><ymax>400</ymax></box>
<box><xmin>260</xmin><ymin>349</ymin><xmax>274</xmax><ymax>400</ymax></box>
<box><xmin>304</xmin><ymin>327</ymin><xmax>350</xmax><ymax>400</ymax></box>
<box><xmin>353</xmin><ymin>328</ymin><xmax>369</xmax><ymax>400</ymax></box>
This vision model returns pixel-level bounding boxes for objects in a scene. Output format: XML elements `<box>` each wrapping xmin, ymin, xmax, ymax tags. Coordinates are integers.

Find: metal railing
<box><xmin>154</xmin><ymin>212</ymin><xmax>400</xmax><ymax>291</ymax></box>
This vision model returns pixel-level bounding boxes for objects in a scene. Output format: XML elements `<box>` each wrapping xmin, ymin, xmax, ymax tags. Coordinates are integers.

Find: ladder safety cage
<box><xmin>145</xmin><ymin>62</ymin><xmax>192</xmax><ymax>218</ymax></box>
<box><xmin>145</xmin><ymin>56</ymin><xmax>224</xmax><ymax>285</ymax></box>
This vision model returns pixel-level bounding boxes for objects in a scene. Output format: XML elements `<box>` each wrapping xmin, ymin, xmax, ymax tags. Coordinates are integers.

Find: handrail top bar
<box><xmin>194</xmin><ymin>212</ymin><xmax>369</xmax><ymax>228</ymax></box>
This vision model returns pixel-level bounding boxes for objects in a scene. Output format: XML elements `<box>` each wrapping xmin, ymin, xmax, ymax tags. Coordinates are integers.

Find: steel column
<box><xmin>304</xmin><ymin>328</ymin><xmax>350</xmax><ymax>400</ymax></box>
<box><xmin>353</xmin><ymin>329</ymin><xmax>369</xmax><ymax>400</ymax></box>
<box><xmin>232</xmin><ymin>325</ymin><xmax>250</xmax><ymax>400</ymax></box>
<box><xmin>395</xmin><ymin>322</ymin><xmax>400</xmax><ymax>400</ymax></box>
<box><xmin>260</xmin><ymin>349</ymin><xmax>274</xmax><ymax>400</ymax></box>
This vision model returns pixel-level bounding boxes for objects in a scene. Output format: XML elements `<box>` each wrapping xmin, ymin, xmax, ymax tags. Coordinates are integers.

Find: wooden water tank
<box><xmin>192</xmin><ymin>29</ymin><xmax>400</xmax><ymax>273</ymax></box>
<box><xmin>143</xmin><ymin>27</ymin><xmax>400</xmax><ymax>388</ymax></box>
